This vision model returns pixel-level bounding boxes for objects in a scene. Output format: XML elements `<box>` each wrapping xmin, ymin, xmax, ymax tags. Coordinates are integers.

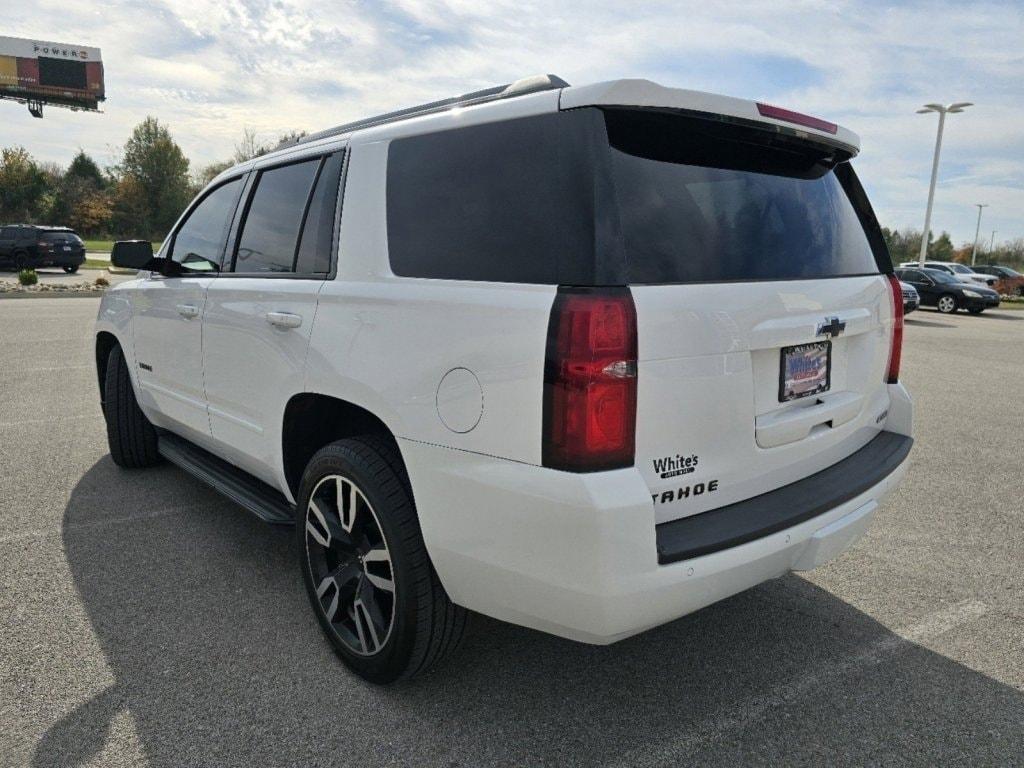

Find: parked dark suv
<box><xmin>0</xmin><ymin>225</ymin><xmax>87</xmax><ymax>273</ymax></box>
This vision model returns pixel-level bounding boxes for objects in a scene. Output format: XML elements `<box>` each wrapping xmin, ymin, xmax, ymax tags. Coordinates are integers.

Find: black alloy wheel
<box><xmin>296</xmin><ymin>437</ymin><xmax>468</xmax><ymax>683</ymax></box>
<box><xmin>304</xmin><ymin>472</ymin><xmax>396</xmax><ymax>657</ymax></box>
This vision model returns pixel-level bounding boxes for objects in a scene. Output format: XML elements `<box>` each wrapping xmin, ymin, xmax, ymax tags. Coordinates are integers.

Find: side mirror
<box><xmin>110</xmin><ymin>240</ymin><xmax>158</xmax><ymax>270</ymax></box>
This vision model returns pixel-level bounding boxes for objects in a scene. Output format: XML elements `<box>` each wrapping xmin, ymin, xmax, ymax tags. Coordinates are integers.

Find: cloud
<box><xmin>3</xmin><ymin>0</ymin><xmax>1022</xmax><ymax>243</ymax></box>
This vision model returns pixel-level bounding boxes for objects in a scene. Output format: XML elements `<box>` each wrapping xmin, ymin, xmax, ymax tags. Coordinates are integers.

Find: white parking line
<box><xmin>610</xmin><ymin>598</ymin><xmax>990</xmax><ymax>765</ymax></box>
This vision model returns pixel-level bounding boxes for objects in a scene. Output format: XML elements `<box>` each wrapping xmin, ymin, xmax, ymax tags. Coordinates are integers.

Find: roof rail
<box><xmin>280</xmin><ymin>74</ymin><xmax>569</xmax><ymax>149</ymax></box>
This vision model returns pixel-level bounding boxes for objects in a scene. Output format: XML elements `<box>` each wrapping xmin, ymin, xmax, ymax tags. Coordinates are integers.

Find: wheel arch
<box><xmin>281</xmin><ymin>393</ymin><xmax>406</xmax><ymax>500</ymax></box>
<box><xmin>95</xmin><ymin>331</ymin><xmax>120</xmax><ymax>404</ymax></box>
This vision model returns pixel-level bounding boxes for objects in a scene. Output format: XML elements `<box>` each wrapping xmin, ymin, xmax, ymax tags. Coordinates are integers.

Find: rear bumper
<box><xmin>401</xmin><ymin>384</ymin><xmax>914</xmax><ymax>645</ymax></box>
<box><xmin>38</xmin><ymin>251</ymin><xmax>86</xmax><ymax>268</ymax></box>
<box><xmin>656</xmin><ymin>431</ymin><xmax>912</xmax><ymax>564</ymax></box>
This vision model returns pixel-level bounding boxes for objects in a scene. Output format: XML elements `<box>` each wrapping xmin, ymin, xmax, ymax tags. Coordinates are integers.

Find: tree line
<box><xmin>0</xmin><ymin>117</ymin><xmax>304</xmax><ymax>241</ymax></box>
<box><xmin>1</xmin><ymin>117</ymin><xmax>1021</xmax><ymax>269</ymax></box>
<box><xmin>881</xmin><ymin>227</ymin><xmax>1024</xmax><ymax>269</ymax></box>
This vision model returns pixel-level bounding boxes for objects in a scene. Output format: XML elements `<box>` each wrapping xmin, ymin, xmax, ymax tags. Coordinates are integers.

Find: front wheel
<box><xmin>296</xmin><ymin>436</ymin><xmax>467</xmax><ymax>684</ymax></box>
<box><xmin>63</xmin><ymin>264</ymin><xmax>79</xmax><ymax>274</ymax></box>
<box><xmin>103</xmin><ymin>345</ymin><xmax>161</xmax><ymax>468</ymax></box>
<box><xmin>937</xmin><ymin>294</ymin><xmax>958</xmax><ymax>314</ymax></box>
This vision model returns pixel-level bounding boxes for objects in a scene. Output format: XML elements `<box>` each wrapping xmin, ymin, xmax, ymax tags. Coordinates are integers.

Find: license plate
<box><xmin>779</xmin><ymin>341</ymin><xmax>831</xmax><ymax>402</ymax></box>
<box><xmin>62</xmin><ymin>246</ymin><xmax>71</xmax><ymax>251</ymax></box>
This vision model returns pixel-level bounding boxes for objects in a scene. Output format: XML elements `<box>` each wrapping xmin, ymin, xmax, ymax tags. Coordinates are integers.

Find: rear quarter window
<box><xmin>385</xmin><ymin>111</ymin><xmax>611</xmax><ymax>285</ymax></box>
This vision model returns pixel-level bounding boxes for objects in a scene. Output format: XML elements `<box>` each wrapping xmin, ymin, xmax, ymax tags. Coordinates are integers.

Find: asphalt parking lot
<box><xmin>1</xmin><ymin>297</ymin><xmax>1022</xmax><ymax>767</ymax></box>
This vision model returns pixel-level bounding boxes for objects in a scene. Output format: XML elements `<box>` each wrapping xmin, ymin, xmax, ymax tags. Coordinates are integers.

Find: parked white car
<box><xmin>95</xmin><ymin>75</ymin><xmax>913</xmax><ymax>683</ymax></box>
<box><xmin>899</xmin><ymin>260</ymin><xmax>997</xmax><ymax>286</ymax></box>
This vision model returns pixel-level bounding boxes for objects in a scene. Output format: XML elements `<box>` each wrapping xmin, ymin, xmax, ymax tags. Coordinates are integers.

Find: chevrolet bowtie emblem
<box><xmin>817</xmin><ymin>316</ymin><xmax>846</xmax><ymax>338</ymax></box>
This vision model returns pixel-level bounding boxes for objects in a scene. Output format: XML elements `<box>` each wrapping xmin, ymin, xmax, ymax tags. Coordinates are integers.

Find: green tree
<box><xmin>930</xmin><ymin>231</ymin><xmax>955</xmax><ymax>261</ymax></box>
<box><xmin>194</xmin><ymin>159</ymin><xmax>234</xmax><ymax>188</ymax></box>
<box><xmin>66</xmin><ymin>149</ymin><xmax>105</xmax><ymax>189</ymax></box>
<box><xmin>880</xmin><ymin>227</ymin><xmax>923</xmax><ymax>265</ymax></box>
<box><xmin>46</xmin><ymin>150</ymin><xmax>110</xmax><ymax>233</ymax></box>
<box><xmin>0</xmin><ymin>147</ymin><xmax>49</xmax><ymax>222</ymax></box>
<box><xmin>111</xmin><ymin>117</ymin><xmax>191</xmax><ymax>238</ymax></box>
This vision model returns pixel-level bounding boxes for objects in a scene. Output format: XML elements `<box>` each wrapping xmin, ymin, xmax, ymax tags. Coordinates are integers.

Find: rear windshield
<box><xmin>385</xmin><ymin>108</ymin><xmax>883</xmax><ymax>285</ymax></box>
<box><xmin>41</xmin><ymin>231</ymin><xmax>82</xmax><ymax>243</ymax></box>
<box><xmin>605</xmin><ymin>110</ymin><xmax>880</xmax><ymax>284</ymax></box>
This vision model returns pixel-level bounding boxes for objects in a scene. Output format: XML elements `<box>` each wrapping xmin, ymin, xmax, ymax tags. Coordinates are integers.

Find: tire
<box><xmin>63</xmin><ymin>264</ymin><xmax>79</xmax><ymax>274</ymax></box>
<box><xmin>296</xmin><ymin>436</ymin><xmax>468</xmax><ymax>683</ymax></box>
<box><xmin>1016</xmin><ymin>286</ymin><xmax>1024</xmax><ymax>297</ymax></box>
<box><xmin>103</xmin><ymin>345</ymin><xmax>160</xmax><ymax>468</ymax></box>
<box><xmin>937</xmin><ymin>294</ymin><xmax>958</xmax><ymax>314</ymax></box>
<box><xmin>13</xmin><ymin>251</ymin><xmax>28</xmax><ymax>271</ymax></box>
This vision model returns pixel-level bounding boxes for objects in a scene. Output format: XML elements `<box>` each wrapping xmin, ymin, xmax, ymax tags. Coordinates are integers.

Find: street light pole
<box><xmin>970</xmin><ymin>203</ymin><xmax>988</xmax><ymax>265</ymax></box>
<box><xmin>916</xmin><ymin>102</ymin><xmax>973</xmax><ymax>266</ymax></box>
<box><xmin>989</xmin><ymin>230</ymin><xmax>996</xmax><ymax>254</ymax></box>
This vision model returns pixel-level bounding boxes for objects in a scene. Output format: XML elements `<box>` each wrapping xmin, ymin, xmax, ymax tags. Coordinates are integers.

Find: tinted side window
<box><xmin>386</xmin><ymin>111</ymin><xmax>608</xmax><ymax>284</ymax></box>
<box><xmin>234</xmin><ymin>159</ymin><xmax>320</xmax><ymax>273</ymax></box>
<box><xmin>169</xmin><ymin>178</ymin><xmax>243</xmax><ymax>271</ymax></box>
<box><xmin>295</xmin><ymin>152</ymin><xmax>344</xmax><ymax>275</ymax></box>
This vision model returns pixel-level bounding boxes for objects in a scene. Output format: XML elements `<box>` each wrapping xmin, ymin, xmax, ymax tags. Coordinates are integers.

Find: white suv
<box><xmin>95</xmin><ymin>75</ymin><xmax>913</xmax><ymax>683</ymax></box>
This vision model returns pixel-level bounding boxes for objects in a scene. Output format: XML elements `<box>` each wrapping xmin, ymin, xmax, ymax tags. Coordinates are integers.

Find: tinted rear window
<box><xmin>42</xmin><ymin>231</ymin><xmax>81</xmax><ymax>243</ymax></box>
<box><xmin>295</xmin><ymin>152</ymin><xmax>344</xmax><ymax>275</ymax></box>
<box><xmin>235</xmin><ymin>158</ymin><xmax>320</xmax><ymax>273</ymax></box>
<box><xmin>605</xmin><ymin>110</ymin><xmax>878</xmax><ymax>284</ymax></box>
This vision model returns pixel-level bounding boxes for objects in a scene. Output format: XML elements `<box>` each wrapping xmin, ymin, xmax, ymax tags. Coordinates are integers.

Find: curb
<box><xmin>0</xmin><ymin>290</ymin><xmax>106</xmax><ymax>300</ymax></box>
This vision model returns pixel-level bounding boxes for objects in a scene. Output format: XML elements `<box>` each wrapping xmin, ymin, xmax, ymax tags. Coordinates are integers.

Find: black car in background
<box><xmin>900</xmin><ymin>281</ymin><xmax>920</xmax><ymax>314</ymax></box>
<box><xmin>0</xmin><ymin>225</ymin><xmax>87</xmax><ymax>273</ymax></box>
<box><xmin>895</xmin><ymin>267</ymin><xmax>1001</xmax><ymax>315</ymax></box>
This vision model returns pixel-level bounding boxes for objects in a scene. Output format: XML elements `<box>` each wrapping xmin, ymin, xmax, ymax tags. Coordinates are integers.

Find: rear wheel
<box><xmin>63</xmin><ymin>264</ymin><xmax>79</xmax><ymax>274</ymax></box>
<box><xmin>937</xmin><ymin>294</ymin><xmax>958</xmax><ymax>314</ymax></box>
<box><xmin>296</xmin><ymin>436</ymin><xmax>467</xmax><ymax>683</ymax></box>
<box><xmin>103</xmin><ymin>345</ymin><xmax>160</xmax><ymax>468</ymax></box>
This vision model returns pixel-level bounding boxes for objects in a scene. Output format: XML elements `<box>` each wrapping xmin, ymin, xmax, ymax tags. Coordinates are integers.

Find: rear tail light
<box><xmin>542</xmin><ymin>287</ymin><xmax>637</xmax><ymax>472</ymax></box>
<box><xmin>885</xmin><ymin>274</ymin><xmax>904</xmax><ymax>384</ymax></box>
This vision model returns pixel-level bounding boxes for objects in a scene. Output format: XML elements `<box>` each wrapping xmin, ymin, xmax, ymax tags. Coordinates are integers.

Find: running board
<box><xmin>157</xmin><ymin>433</ymin><xmax>295</xmax><ymax>525</ymax></box>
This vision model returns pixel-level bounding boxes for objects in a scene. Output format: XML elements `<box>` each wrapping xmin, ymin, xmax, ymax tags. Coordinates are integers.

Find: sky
<box><xmin>2</xmin><ymin>0</ymin><xmax>1022</xmax><ymax>246</ymax></box>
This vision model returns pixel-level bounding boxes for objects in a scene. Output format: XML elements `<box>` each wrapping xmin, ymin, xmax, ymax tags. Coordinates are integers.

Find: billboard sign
<box><xmin>0</xmin><ymin>36</ymin><xmax>105</xmax><ymax>117</ymax></box>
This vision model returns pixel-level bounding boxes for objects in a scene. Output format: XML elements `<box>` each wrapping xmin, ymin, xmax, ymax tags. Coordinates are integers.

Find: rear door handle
<box><xmin>176</xmin><ymin>303</ymin><xmax>199</xmax><ymax>319</ymax></box>
<box><xmin>266</xmin><ymin>311</ymin><xmax>302</xmax><ymax>329</ymax></box>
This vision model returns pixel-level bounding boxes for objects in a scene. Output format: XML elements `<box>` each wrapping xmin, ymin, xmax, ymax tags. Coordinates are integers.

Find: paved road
<box><xmin>1</xmin><ymin>299</ymin><xmax>1022</xmax><ymax>767</ymax></box>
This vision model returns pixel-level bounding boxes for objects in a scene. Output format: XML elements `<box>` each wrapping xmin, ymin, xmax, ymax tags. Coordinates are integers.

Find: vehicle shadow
<box><xmin>39</xmin><ymin>459</ymin><xmax>1024</xmax><ymax>767</ymax></box>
